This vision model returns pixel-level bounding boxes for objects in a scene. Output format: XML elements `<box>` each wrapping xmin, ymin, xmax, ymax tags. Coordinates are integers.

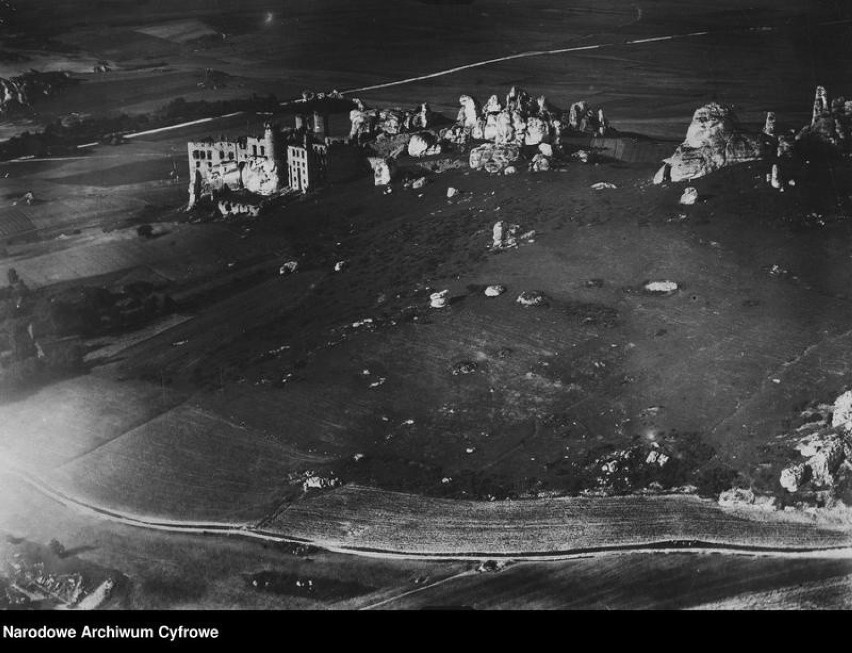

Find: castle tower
<box><xmin>312</xmin><ymin>110</ymin><xmax>329</xmax><ymax>138</ymax></box>
<box><xmin>263</xmin><ymin>123</ymin><xmax>277</xmax><ymax>163</ymax></box>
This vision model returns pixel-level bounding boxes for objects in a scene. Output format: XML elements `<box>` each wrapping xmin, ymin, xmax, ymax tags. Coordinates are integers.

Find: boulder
<box><xmin>430</xmin><ymin>289</ymin><xmax>449</xmax><ymax>308</ymax></box>
<box><xmin>643</xmin><ymin>280</ymin><xmax>679</xmax><ymax>295</ymax></box>
<box><xmin>469</xmin><ymin>143</ymin><xmax>521</xmax><ymax>173</ymax></box>
<box><xmin>530</xmin><ymin>152</ymin><xmax>551</xmax><ymax>172</ymax></box>
<box><xmin>516</xmin><ymin>291</ymin><xmax>546</xmax><ymax>307</ymax></box>
<box><xmin>718</xmin><ymin>487</ymin><xmax>755</xmax><ymax>507</ymax></box>
<box><xmin>679</xmin><ymin>187</ymin><xmax>699</xmax><ymax>205</ymax></box>
<box><xmin>484</xmin><ymin>285</ymin><xmax>506</xmax><ymax>297</ymax></box>
<box><xmin>492</xmin><ymin>221</ymin><xmax>519</xmax><ymax>249</ymax></box>
<box><xmin>407</xmin><ymin>132</ymin><xmax>438</xmax><ymax>157</ymax></box>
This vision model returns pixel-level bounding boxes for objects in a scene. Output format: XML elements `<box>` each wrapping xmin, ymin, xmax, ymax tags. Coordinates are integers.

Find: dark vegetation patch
<box><xmin>0</xmin><ymin>271</ymin><xmax>176</xmax><ymax>399</ymax></box>
<box><xmin>0</xmin><ymin>94</ymin><xmax>280</xmax><ymax>161</ymax></box>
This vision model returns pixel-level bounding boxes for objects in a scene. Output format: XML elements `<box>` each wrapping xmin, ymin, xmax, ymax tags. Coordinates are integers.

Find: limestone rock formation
<box><xmin>797</xmin><ymin>86</ymin><xmax>852</xmax><ymax>150</ymax></box>
<box><xmin>367</xmin><ymin>157</ymin><xmax>395</xmax><ymax>185</ymax></box>
<box><xmin>655</xmin><ymin>103</ymin><xmax>768</xmax><ymax>183</ymax></box>
<box><xmin>832</xmin><ymin>390</ymin><xmax>852</xmax><ymax>433</ymax></box>
<box><xmin>457</xmin><ymin>95</ymin><xmax>480</xmax><ymax>129</ymax></box>
<box><xmin>349</xmin><ymin>106</ymin><xmax>378</xmax><ymax>142</ymax></box>
<box><xmin>780</xmin><ymin>462</ymin><xmax>809</xmax><ymax>493</ymax></box>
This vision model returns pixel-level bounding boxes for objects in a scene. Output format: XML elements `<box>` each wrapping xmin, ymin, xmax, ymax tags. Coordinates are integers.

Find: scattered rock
<box><xmin>573</xmin><ymin>149</ymin><xmax>591</xmax><ymax>163</ymax></box>
<box><xmin>516</xmin><ymin>291</ymin><xmax>546</xmax><ymax>307</ymax></box>
<box><xmin>491</xmin><ymin>221</ymin><xmax>520</xmax><ymax>249</ymax></box>
<box><xmin>529</xmin><ymin>152</ymin><xmax>551</xmax><ymax>173</ymax></box>
<box><xmin>334</xmin><ymin>260</ymin><xmax>348</xmax><ymax>272</ymax></box>
<box><xmin>279</xmin><ymin>261</ymin><xmax>299</xmax><ymax>275</ymax></box>
<box><xmin>430</xmin><ymin>289</ymin><xmax>449</xmax><ymax>309</ymax></box>
<box><xmin>475</xmin><ymin>560</ymin><xmax>508</xmax><ymax>573</ymax></box>
<box><xmin>679</xmin><ymin>187</ymin><xmax>699</xmax><ymax>205</ymax></box>
<box><xmin>452</xmin><ymin>361</ymin><xmax>478</xmax><ymax>375</ymax></box>
<box><xmin>718</xmin><ymin>487</ymin><xmax>755</xmax><ymax>507</ymax></box>
<box><xmin>446</xmin><ymin>186</ymin><xmax>459</xmax><ymax>198</ymax></box>
<box><xmin>302</xmin><ymin>473</ymin><xmax>341</xmax><ymax>493</ymax></box>
<box><xmin>484</xmin><ymin>285</ymin><xmax>506</xmax><ymax>297</ymax></box>
<box><xmin>410</xmin><ymin>176</ymin><xmax>427</xmax><ymax>189</ymax></box>
<box><xmin>645</xmin><ymin>450</ymin><xmax>670</xmax><ymax>467</ymax></box>
<box><xmin>642</xmin><ymin>280</ymin><xmax>679</xmax><ymax>295</ymax></box>
<box><xmin>503</xmin><ymin>165</ymin><xmax>517</xmax><ymax>175</ymax></box>
<box><xmin>591</xmin><ymin>182</ymin><xmax>617</xmax><ymax>190</ymax></box>
<box><xmin>718</xmin><ymin>488</ymin><xmax>778</xmax><ymax>511</ymax></box>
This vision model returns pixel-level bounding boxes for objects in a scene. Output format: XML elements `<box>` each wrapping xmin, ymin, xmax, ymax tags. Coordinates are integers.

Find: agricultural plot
<box><xmin>0</xmin><ymin>375</ymin><xmax>181</xmax><ymax>473</ymax></box>
<box><xmin>265</xmin><ymin>484</ymin><xmax>852</xmax><ymax>555</ymax></box>
<box><xmin>48</xmin><ymin>402</ymin><xmax>334</xmax><ymax>523</ymax></box>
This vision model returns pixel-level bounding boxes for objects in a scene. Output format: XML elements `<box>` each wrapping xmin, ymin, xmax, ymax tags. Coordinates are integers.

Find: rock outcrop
<box><xmin>655</xmin><ymin>103</ymin><xmax>768</xmax><ymax>183</ymax></box>
<box><xmin>796</xmin><ymin>85</ymin><xmax>852</xmax><ymax>151</ymax></box>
